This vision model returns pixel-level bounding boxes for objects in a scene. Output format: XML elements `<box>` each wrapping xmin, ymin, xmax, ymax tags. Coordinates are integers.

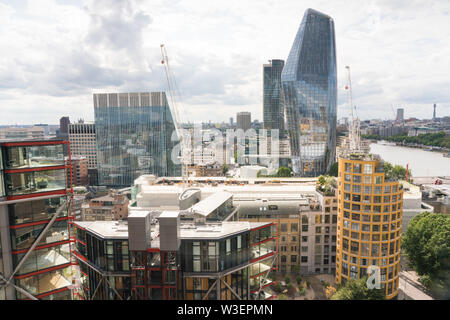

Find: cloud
<box><xmin>0</xmin><ymin>0</ymin><xmax>449</xmax><ymax>124</ymax></box>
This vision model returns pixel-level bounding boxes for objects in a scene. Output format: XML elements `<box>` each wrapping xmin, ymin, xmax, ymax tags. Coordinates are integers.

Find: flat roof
<box><xmin>191</xmin><ymin>191</ymin><xmax>232</xmax><ymax>216</ymax></box>
<box><xmin>179</xmin><ymin>221</ymin><xmax>270</xmax><ymax>240</ymax></box>
<box><xmin>74</xmin><ymin>221</ymin><xmax>129</xmax><ymax>239</ymax></box>
<box><xmin>74</xmin><ymin>220</ymin><xmax>272</xmax><ymax>241</ymax></box>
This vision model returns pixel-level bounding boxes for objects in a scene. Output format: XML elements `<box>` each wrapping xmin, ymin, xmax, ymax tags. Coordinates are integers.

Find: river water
<box><xmin>369</xmin><ymin>142</ymin><xmax>450</xmax><ymax>177</ymax></box>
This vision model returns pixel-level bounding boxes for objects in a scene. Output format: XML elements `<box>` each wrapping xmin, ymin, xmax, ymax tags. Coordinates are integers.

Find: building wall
<box><xmin>94</xmin><ymin>92</ymin><xmax>181</xmax><ymax>187</ymax></box>
<box><xmin>237</xmin><ymin>112</ymin><xmax>251</xmax><ymax>132</ymax></box>
<box><xmin>68</xmin><ymin>123</ymin><xmax>97</xmax><ymax>170</ymax></box>
<box><xmin>263</xmin><ymin>59</ymin><xmax>285</xmax><ymax>135</ymax></box>
<box><xmin>335</xmin><ymin>157</ymin><xmax>403</xmax><ymax>299</ymax></box>
<box><xmin>282</xmin><ymin>9</ymin><xmax>337</xmax><ymax>177</ymax></box>
<box><xmin>0</xmin><ymin>140</ymin><xmax>73</xmax><ymax>300</ymax></box>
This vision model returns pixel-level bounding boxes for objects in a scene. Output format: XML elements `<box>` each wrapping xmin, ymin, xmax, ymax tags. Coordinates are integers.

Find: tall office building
<box><xmin>0</xmin><ymin>139</ymin><xmax>73</xmax><ymax>300</ymax></box>
<box><xmin>335</xmin><ymin>154</ymin><xmax>403</xmax><ymax>299</ymax></box>
<box><xmin>68</xmin><ymin>122</ymin><xmax>97</xmax><ymax>170</ymax></box>
<box><xmin>396</xmin><ymin>108</ymin><xmax>404</xmax><ymax>123</ymax></box>
<box><xmin>94</xmin><ymin>92</ymin><xmax>181</xmax><ymax>187</ymax></box>
<box><xmin>237</xmin><ymin>112</ymin><xmax>251</xmax><ymax>132</ymax></box>
<box><xmin>282</xmin><ymin>8</ymin><xmax>337</xmax><ymax>176</ymax></box>
<box><xmin>263</xmin><ymin>59</ymin><xmax>285</xmax><ymax>136</ymax></box>
<box><xmin>433</xmin><ymin>103</ymin><xmax>437</xmax><ymax>120</ymax></box>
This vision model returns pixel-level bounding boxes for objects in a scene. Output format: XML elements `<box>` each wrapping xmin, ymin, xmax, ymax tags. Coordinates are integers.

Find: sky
<box><xmin>0</xmin><ymin>0</ymin><xmax>449</xmax><ymax>125</ymax></box>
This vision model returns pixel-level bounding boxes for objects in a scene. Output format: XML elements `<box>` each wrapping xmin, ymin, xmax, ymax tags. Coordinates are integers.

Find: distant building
<box><xmin>396</xmin><ymin>108</ymin><xmax>404</xmax><ymax>123</ymax></box>
<box><xmin>282</xmin><ymin>8</ymin><xmax>337</xmax><ymax>176</ymax></box>
<box><xmin>93</xmin><ymin>92</ymin><xmax>181</xmax><ymax>187</ymax></box>
<box><xmin>81</xmin><ymin>192</ymin><xmax>129</xmax><ymax>221</ymax></box>
<box><xmin>263</xmin><ymin>59</ymin><xmax>285</xmax><ymax>136</ymax></box>
<box><xmin>433</xmin><ymin>103</ymin><xmax>437</xmax><ymax>120</ymax></box>
<box><xmin>66</xmin><ymin>156</ymin><xmax>88</xmax><ymax>187</ymax></box>
<box><xmin>0</xmin><ymin>126</ymin><xmax>45</xmax><ymax>141</ymax></box>
<box><xmin>229</xmin><ymin>117</ymin><xmax>233</xmax><ymax>126</ymax></box>
<box><xmin>236</xmin><ymin>112</ymin><xmax>251</xmax><ymax>132</ymax></box>
<box><xmin>68</xmin><ymin>122</ymin><xmax>97</xmax><ymax>170</ymax></box>
<box><xmin>59</xmin><ymin>117</ymin><xmax>70</xmax><ymax>137</ymax></box>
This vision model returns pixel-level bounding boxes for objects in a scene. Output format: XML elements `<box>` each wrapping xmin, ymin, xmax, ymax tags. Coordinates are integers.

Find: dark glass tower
<box><xmin>263</xmin><ymin>59</ymin><xmax>285</xmax><ymax>136</ymax></box>
<box><xmin>282</xmin><ymin>8</ymin><xmax>337</xmax><ymax>176</ymax></box>
<box><xmin>94</xmin><ymin>92</ymin><xmax>181</xmax><ymax>187</ymax></box>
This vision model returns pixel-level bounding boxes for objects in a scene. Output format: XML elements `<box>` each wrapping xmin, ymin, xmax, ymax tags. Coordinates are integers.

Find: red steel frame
<box><xmin>130</xmin><ymin>249</ymin><xmax>179</xmax><ymax>300</ymax></box>
<box><xmin>249</xmin><ymin>222</ymin><xmax>278</xmax><ymax>300</ymax></box>
<box><xmin>2</xmin><ymin>140</ymin><xmax>74</xmax><ymax>299</ymax></box>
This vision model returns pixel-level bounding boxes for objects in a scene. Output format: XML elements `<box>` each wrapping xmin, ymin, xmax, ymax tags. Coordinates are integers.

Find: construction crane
<box><xmin>345</xmin><ymin>66</ymin><xmax>361</xmax><ymax>152</ymax></box>
<box><xmin>390</xmin><ymin>104</ymin><xmax>397</xmax><ymax>124</ymax></box>
<box><xmin>160</xmin><ymin>44</ymin><xmax>189</xmax><ymax>188</ymax></box>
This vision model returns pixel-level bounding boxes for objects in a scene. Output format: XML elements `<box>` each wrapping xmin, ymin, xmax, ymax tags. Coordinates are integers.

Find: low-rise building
<box><xmin>65</xmin><ymin>156</ymin><xmax>88</xmax><ymax>187</ymax></box>
<box><xmin>82</xmin><ymin>192</ymin><xmax>129</xmax><ymax>221</ymax></box>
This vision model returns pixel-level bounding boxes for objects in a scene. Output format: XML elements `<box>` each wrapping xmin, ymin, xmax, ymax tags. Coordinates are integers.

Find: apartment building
<box><xmin>65</xmin><ymin>156</ymin><xmax>88</xmax><ymax>187</ymax></box>
<box><xmin>0</xmin><ymin>139</ymin><xmax>73</xmax><ymax>300</ymax></box>
<box><xmin>335</xmin><ymin>154</ymin><xmax>404</xmax><ymax>299</ymax></box>
<box><xmin>81</xmin><ymin>192</ymin><xmax>129</xmax><ymax>221</ymax></box>
<box><xmin>71</xmin><ymin>191</ymin><xmax>277</xmax><ymax>300</ymax></box>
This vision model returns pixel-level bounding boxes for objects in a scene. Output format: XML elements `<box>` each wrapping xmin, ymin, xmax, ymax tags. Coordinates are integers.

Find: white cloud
<box><xmin>0</xmin><ymin>0</ymin><xmax>449</xmax><ymax>124</ymax></box>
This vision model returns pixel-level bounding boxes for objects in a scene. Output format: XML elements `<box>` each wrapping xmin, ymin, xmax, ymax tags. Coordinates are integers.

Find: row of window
<box><xmin>343</xmin><ymin>183</ymin><xmax>401</xmax><ymax>194</ymax></box>
<box><xmin>341</xmin><ymin>239</ymin><xmax>400</xmax><ymax>256</ymax></box>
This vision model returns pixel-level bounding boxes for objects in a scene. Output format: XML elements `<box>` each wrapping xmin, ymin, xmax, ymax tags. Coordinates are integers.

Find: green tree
<box><xmin>331</xmin><ymin>277</ymin><xmax>386</xmax><ymax>300</ymax></box>
<box><xmin>222</xmin><ymin>164</ymin><xmax>229</xmax><ymax>176</ymax></box>
<box><xmin>402</xmin><ymin>212</ymin><xmax>450</xmax><ymax>299</ymax></box>
<box><xmin>327</xmin><ymin>162</ymin><xmax>338</xmax><ymax>177</ymax></box>
<box><xmin>276</xmin><ymin>166</ymin><xmax>292</xmax><ymax>177</ymax></box>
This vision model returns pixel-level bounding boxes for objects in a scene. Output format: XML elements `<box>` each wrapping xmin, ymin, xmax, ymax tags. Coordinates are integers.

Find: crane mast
<box><xmin>160</xmin><ymin>44</ymin><xmax>189</xmax><ymax>188</ymax></box>
<box><xmin>345</xmin><ymin>66</ymin><xmax>361</xmax><ymax>153</ymax></box>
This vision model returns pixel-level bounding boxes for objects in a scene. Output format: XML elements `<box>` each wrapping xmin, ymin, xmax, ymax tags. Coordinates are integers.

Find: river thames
<box><xmin>369</xmin><ymin>142</ymin><xmax>450</xmax><ymax>177</ymax></box>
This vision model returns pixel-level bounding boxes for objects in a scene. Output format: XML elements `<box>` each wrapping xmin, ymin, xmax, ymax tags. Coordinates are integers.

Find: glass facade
<box><xmin>282</xmin><ymin>8</ymin><xmax>337</xmax><ymax>176</ymax></box>
<box><xmin>0</xmin><ymin>140</ymin><xmax>71</xmax><ymax>300</ymax></box>
<box><xmin>263</xmin><ymin>59</ymin><xmax>285</xmax><ymax>135</ymax></box>
<box><xmin>94</xmin><ymin>92</ymin><xmax>181</xmax><ymax>187</ymax></box>
<box><xmin>3</xmin><ymin>144</ymin><xmax>64</xmax><ymax>169</ymax></box>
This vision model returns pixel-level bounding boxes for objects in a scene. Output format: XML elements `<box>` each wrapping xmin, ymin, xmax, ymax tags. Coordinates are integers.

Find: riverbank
<box><xmin>364</xmin><ymin>139</ymin><xmax>450</xmax><ymax>155</ymax></box>
<box><xmin>369</xmin><ymin>142</ymin><xmax>450</xmax><ymax>177</ymax></box>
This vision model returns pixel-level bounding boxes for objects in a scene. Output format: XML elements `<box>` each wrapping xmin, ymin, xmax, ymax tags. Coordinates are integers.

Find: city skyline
<box><xmin>0</xmin><ymin>0</ymin><xmax>449</xmax><ymax>124</ymax></box>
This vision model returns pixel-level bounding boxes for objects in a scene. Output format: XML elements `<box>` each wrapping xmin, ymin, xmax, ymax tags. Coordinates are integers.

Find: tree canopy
<box><xmin>327</xmin><ymin>162</ymin><xmax>338</xmax><ymax>177</ymax></box>
<box><xmin>317</xmin><ymin>175</ymin><xmax>337</xmax><ymax>196</ymax></box>
<box><xmin>383</xmin><ymin>161</ymin><xmax>411</xmax><ymax>181</ymax></box>
<box><xmin>331</xmin><ymin>277</ymin><xmax>386</xmax><ymax>300</ymax></box>
<box><xmin>402</xmin><ymin>212</ymin><xmax>450</xmax><ymax>299</ymax></box>
<box><xmin>362</xmin><ymin>131</ymin><xmax>450</xmax><ymax>149</ymax></box>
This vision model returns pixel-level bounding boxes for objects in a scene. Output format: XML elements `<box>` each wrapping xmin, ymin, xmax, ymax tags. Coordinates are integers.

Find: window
<box><xmin>363</xmin><ymin>176</ymin><xmax>372</xmax><ymax>184</ymax></box>
<box><xmin>364</xmin><ymin>164</ymin><xmax>372</xmax><ymax>174</ymax></box>
<box><xmin>353</xmin><ymin>164</ymin><xmax>362</xmax><ymax>173</ymax></box>
<box><xmin>302</xmin><ymin>236</ymin><xmax>308</xmax><ymax>242</ymax></box>
<box><xmin>280</xmin><ymin>224</ymin><xmax>288</xmax><ymax>232</ymax></box>
<box><xmin>301</xmin><ymin>256</ymin><xmax>308</xmax><ymax>263</ymax></box>
<box><xmin>291</xmin><ymin>255</ymin><xmax>297</xmax><ymax>263</ymax></box>
<box><xmin>345</xmin><ymin>163</ymin><xmax>351</xmax><ymax>172</ymax></box>
<box><xmin>315</xmin><ymin>226</ymin><xmax>321</xmax><ymax>233</ymax></box>
<box><xmin>291</xmin><ymin>223</ymin><xmax>298</xmax><ymax>232</ymax></box>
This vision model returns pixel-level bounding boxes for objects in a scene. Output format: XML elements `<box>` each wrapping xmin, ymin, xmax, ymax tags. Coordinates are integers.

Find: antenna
<box><xmin>345</xmin><ymin>66</ymin><xmax>361</xmax><ymax>153</ymax></box>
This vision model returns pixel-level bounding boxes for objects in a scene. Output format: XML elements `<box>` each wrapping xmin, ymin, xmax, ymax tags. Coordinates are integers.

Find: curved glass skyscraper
<box><xmin>282</xmin><ymin>8</ymin><xmax>337</xmax><ymax>176</ymax></box>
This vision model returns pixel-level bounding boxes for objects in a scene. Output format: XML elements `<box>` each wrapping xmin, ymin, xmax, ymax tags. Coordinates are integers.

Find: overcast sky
<box><xmin>1</xmin><ymin>0</ymin><xmax>449</xmax><ymax>125</ymax></box>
